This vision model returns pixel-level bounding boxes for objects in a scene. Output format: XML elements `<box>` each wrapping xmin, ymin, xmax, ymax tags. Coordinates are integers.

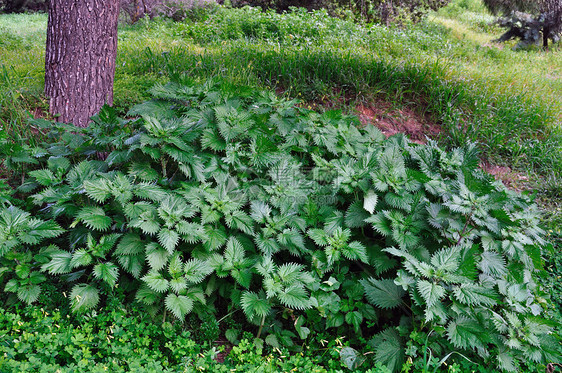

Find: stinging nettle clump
<box><xmin>0</xmin><ymin>79</ymin><xmax>560</xmax><ymax>371</ymax></box>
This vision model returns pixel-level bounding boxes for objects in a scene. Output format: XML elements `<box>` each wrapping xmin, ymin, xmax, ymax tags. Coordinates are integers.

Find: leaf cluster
<box><xmin>0</xmin><ymin>78</ymin><xmax>558</xmax><ymax>371</ymax></box>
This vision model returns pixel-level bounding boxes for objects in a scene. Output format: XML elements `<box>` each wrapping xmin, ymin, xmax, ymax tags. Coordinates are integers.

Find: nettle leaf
<box><xmin>417</xmin><ymin>280</ymin><xmax>446</xmax><ymax>308</ymax></box>
<box><xmin>278</xmin><ymin>283</ymin><xmax>311</xmax><ymax>310</ymax></box>
<box><xmin>29</xmin><ymin>169</ymin><xmax>58</xmax><ymax>186</ymax></box>
<box><xmin>165</xmin><ymin>293</ymin><xmax>193</xmax><ymax>320</ymax></box>
<box><xmin>250</xmin><ymin>201</ymin><xmax>271</xmax><ymax>223</ymax></box>
<box><xmin>134</xmin><ymin>183</ymin><xmax>168</xmax><ymax>202</ymax></box>
<box><xmin>93</xmin><ymin>262</ymin><xmax>119</xmax><ymax>287</ymax></box>
<box><xmin>203</xmin><ymin>225</ymin><xmax>227</xmax><ymax>251</ymax></box>
<box><xmin>365</xmin><ymin>212</ymin><xmax>392</xmax><ymax>236</ymax></box>
<box><xmin>141</xmin><ymin>271</ymin><xmax>169</xmax><ymax>293</ymax></box>
<box><xmin>146</xmin><ymin>243</ymin><xmax>170</xmax><ymax>271</ymax></box>
<box><xmin>84</xmin><ymin>179</ymin><xmax>111</xmax><ymax>203</ymax></box>
<box><xmin>478</xmin><ymin>250</ymin><xmax>507</xmax><ymax>277</ymax></box>
<box><xmin>17</xmin><ymin>284</ymin><xmax>41</xmax><ymax>304</ymax></box>
<box><xmin>15</xmin><ymin>264</ymin><xmax>30</xmax><ymax>279</ymax></box>
<box><xmin>76</xmin><ymin>207</ymin><xmax>112</xmax><ymax>231</ymax></box>
<box><xmin>372</xmin><ymin>329</ymin><xmax>404</xmax><ymax>373</ymax></box>
<box><xmin>241</xmin><ymin>291</ymin><xmax>271</xmax><ymax>318</ymax></box>
<box><xmin>277</xmin><ymin>263</ymin><xmax>306</xmax><ymax>284</ymax></box>
<box><xmin>256</xmin><ymin>234</ymin><xmax>280</xmax><ymax>256</ymax></box>
<box><xmin>361</xmin><ymin>278</ymin><xmax>404</xmax><ymax>309</ymax></box>
<box><xmin>225</xmin><ymin>237</ymin><xmax>246</xmax><ymax>266</ymax></box>
<box><xmin>308</xmin><ymin>229</ymin><xmax>328</xmax><ymax>246</ymax></box>
<box><xmin>70</xmin><ymin>284</ymin><xmax>100</xmax><ymax>313</ymax></box>
<box><xmin>345</xmin><ymin>201</ymin><xmax>369</xmax><ymax>228</ymax></box>
<box><xmin>70</xmin><ymin>249</ymin><xmax>92</xmax><ymax>268</ymax></box>
<box><xmin>225</xmin><ymin>210</ymin><xmax>254</xmax><ymax>235</ymax></box>
<box><xmin>169</xmin><ymin>277</ymin><xmax>188</xmax><ymax>293</ymax></box>
<box><xmin>232</xmin><ymin>268</ymin><xmax>253</xmax><ymax>289</ymax></box>
<box><xmin>158</xmin><ymin>228</ymin><xmax>179</xmax><ymax>254</ymax></box>
<box><xmin>452</xmin><ymin>284</ymin><xmax>498</xmax><ymax>307</ymax></box>
<box><xmin>342</xmin><ymin>241</ymin><xmax>369</xmax><ymax>263</ymax></box>
<box><xmin>129</xmin><ymin>162</ymin><xmax>159</xmax><ymax>182</ymax></box>
<box><xmin>4</xmin><ymin>279</ymin><xmax>19</xmax><ymax>293</ymax></box>
<box><xmin>177</xmin><ymin>221</ymin><xmax>204</xmax><ymax>243</ymax></box>
<box><xmin>135</xmin><ymin>285</ymin><xmax>160</xmax><ymax>305</ymax></box>
<box><xmin>363</xmin><ymin>189</ymin><xmax>378</xmax><ymax>214</ymax></box>
<box><xmin>430</xmin><ymin>246</ymin><xmax>460</xmax><ymax>273</ymax></box>
<box><xmin>42</xmin><ymin>251</ymin><xmax>72</xmax><ymax>275</ymax></box>
<box><xmin>497</xmin><ymin>350</ymin><xmax>518</xmax><ymax>372</ymax></box>
<box><xmin>447</xmin><ymin>316</ymin><xmax>484</xmax><ymax>349</ymax></box>
<box><xmin>19</xmin><ymin>219</ymin><xmax>64</xmax><ymax>245</ymax></box>
<box><xmin>184</xmin><ymin>259</ymin><xmax>213</xmax><ymax>284</ymax></box>
<box><xmin>168</xmin><ymin>253</ymin><xmax>184</xmax><ymax>276</ymax></box>
<box><xmin>277</xmin><ymin>228</ymin><xmax>306</xmax><ymax>252</ymax></box>
<box><xmin>116</xmin><ymin>233</ymin><xmax>145</xmax><ymax>255</ymax></box>
<box><xmin>117</xmin><ymin>255</ymin><xmax>144</xmax><ymax>279</ymax></box>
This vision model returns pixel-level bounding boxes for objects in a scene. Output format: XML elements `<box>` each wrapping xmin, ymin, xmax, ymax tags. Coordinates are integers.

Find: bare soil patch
<box><xmin>480</xmin><ymin>161</ymin><xmax>532</xmax><ymax>192</ymax></box>
<box><xmin>355</xmin><ymin>100</ymin><xmax>441</xmax><ymax>144</ymax></box>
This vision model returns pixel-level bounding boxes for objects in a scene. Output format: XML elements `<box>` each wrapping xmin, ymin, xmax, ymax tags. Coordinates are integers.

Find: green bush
<box><xmin>1</xmin><ymin>301</ymin><xmax>393</xmax><ymax>372</ymax></box>
<box><xmin>1</xmin><ymin>79</ymin><xmax>560</xmax><ymax>371</ymax></box>
<box><xmin>230</xmin><ymin>0</ymin><xmax>451</xmax><ymax>25</ymax></box>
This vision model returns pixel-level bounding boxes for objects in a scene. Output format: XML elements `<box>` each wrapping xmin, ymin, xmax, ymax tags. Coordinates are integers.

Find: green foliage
<box><xmin>1</xmin><ymin>80</ymin><xmax>559</xmax><ymax>371</ymax></box>
<box><xmin>0</xmin><ymin>302</ymin><xmax>371</xmax><ymax>373</ymax></box>
<box><xmin>231</xmin><ymin>0</ymin><xmax>451</xmax><ymax>25</ymax></box>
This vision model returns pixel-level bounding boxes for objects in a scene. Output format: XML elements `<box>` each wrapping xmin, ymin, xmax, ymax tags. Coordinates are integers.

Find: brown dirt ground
<box><xmin>355</xmin><ymin>100</ymin><xmax>441</xmax><ymax>144</ymax></box>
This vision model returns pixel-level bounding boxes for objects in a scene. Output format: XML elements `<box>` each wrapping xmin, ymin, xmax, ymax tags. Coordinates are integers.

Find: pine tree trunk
<box><xmin>45</xmin><ymin>0</ymin><xmax>120</xmax><ymax>128</ymax></box>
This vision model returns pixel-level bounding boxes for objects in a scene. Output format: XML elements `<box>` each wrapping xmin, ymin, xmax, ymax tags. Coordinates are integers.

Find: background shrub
<box><xmin>231</xmin><ymin>0</ymin><xmax>452</xmax><ymax>24</ymax></box>
<box><xmin>0</xmin><ymin>0</ymin><xmax>46</xmax><ymax>13</ymax></box>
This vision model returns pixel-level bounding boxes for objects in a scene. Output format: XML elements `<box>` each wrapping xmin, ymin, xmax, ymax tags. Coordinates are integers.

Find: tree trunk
<box><xmin>45</xmin><ymin>0</ymin><xmax>120</xmax><ymax>128</ymax></box>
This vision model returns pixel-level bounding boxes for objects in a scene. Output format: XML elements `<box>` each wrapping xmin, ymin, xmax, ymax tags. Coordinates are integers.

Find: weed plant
<box><xmin>1</xmin><ymin>79</ymin><xmax>560</xmax><ymax>371</ymax></box>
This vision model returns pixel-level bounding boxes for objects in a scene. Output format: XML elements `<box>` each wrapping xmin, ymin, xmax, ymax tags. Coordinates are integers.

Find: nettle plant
<box><xmin>0</xmin><ymin>79</ymin><xmax>558</xmax><ymax>371</ymax></box>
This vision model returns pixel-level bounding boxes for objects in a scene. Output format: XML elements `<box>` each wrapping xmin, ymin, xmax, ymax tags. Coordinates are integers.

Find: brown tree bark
<box><xmin>45</xmin><ymin>0</ymin><xmax>120</xmax><ymax>127</ymax></box>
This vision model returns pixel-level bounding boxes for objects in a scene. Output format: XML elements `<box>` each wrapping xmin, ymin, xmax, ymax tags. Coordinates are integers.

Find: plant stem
<box><xmin>256</xmin><ymin>315</ymin><xmax>265</xmax><ymax>339</ymax></box>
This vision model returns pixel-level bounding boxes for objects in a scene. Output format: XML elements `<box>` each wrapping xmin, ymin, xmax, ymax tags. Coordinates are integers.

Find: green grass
<box><xmin>1</xmin><ymin>2</ymin><xmax>562</xmax><ymax>192</ymax></box>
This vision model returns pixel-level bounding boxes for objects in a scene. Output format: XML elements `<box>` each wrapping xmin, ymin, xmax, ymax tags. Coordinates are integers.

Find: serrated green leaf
<box><xmin>241</xmin><ymin>291</ymin><xmax>272</xmax><ymax>318</ymax></box>
<box><xmin>184</xmin><ymin>259</ymin><xmax>213</xmax><ymax>283</ymax></box>
<box><xmin>76</xmin><ymin>207</ymin><xmax>112</xmax><ymax>231</ymax></box>
<box><xmin>70</xmin><ymin>284</ymin><xmax>100</xmax><ymax>313</ymax></box>
<box><xmin>17</xmin><ymin>284</ymin><xmax>41</xmax><ymax>304</ymax></box>
<box><xmin>141</xmin><ymin>271</ymin><xmax>169</xmax><ymax>293</ymax></box>
<box><xmin>343</xmin><ymin>241</ymin><xmax>369</xmax><ymax>263</ymax></box>
<box><xmin>158</xmin><ymin>228</ymin><xmax>179</xmax><ymax>254</ymax></box>
<box><xmin>135</xmin><ymin>285</ymin><xmax>160</xmax><ymax>305</ymax></box>
<box><xmin>29</xmin><ymin>169</ymin><xmax>57</xmax><ymax>186</ymax></box>
<box><xmin>363</xmin><ymin>189</ymin><xmax>378</xmax><ymax>214</ymax></box>
<box><xmin>417</xmin><ymin>280</ymin><xmax>445</xmax><ymax>308</ymax></box>
<box><xmin>42</xmin><ymin>251</ymin><xmax>72</xmax><ymax>275</ymax></box>
<box><xmin>84</xmin><ymin>179</ymin><xmax>111</xmax><ymax>203</ymax></box>
<box><xmin>361</xmin><ymin>278</ymin><xmax>404</xmax><ymax>309</ymax></box>
<box><xmin>93</xmin><ymin>262</ymin><xmax>119</xmax><ymax>287</ymax></box>
<box><xmin>146</xmin><ymin>243</ymin><xmax>170</xmax><ymax>271</ymax></box>
<box><xmin>447</xmin><ymin>316</ymin><xmax>483</xmax><ymax>349</ymax></box>
<box><xmin>165</xmin><ymin>293</ymin><xmax>193</xmax><ymax>320</ymax></box>
<box><xmin>452</xmin><ymin>284</ymin><xmax>498</xmax><ymax>307</ymax></box>
<box><xmin>170</xmin><ymin>277</ymin><xmax>188</xmax><ymax>293</ymax></box>
<box><xmin>278</xmin><ymin>283</ymin><xmax>310</xmax><ymax>310</ymax></box>
<box><xmin>70</xmin><ymin>249</ymin><xmax>92</xmax><ymax>268</ymax></box>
